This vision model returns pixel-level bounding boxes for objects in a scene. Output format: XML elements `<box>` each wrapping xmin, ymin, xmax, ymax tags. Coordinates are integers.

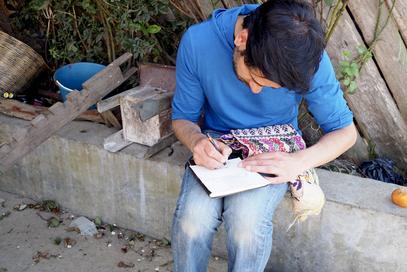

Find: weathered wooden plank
<box><xmin>349</xmin><ymin>0</ymin><xmax>407</xmax><ymax>122</ymax></box>
<box><xmin>30</xmin><ymin>113</ymin><xmax>47</xmax><ymax>127</ymax></box>
<box><xmin>0</xmin><ymin>98</ymin><xmax>43</xmax><ymax>120</ymax></box>
<box><xmin>132</xmin><ymin>92</ymin><xmax>173</xmax><ymax>121</ymax></box>
<box><xmin>48</xmin><ymin>102</ymin><xmax>65</xmax><ymax>115</ymax></box>
<box><xmin>386</xmin><ymin>0</ymin><xmax>407</xmax><ymax>44</ymax></box>
<box><xmin>100</xmin><ymin>110</ymin><xmax>121</xmax><ymax>128</ymax></box>
<box><xmin>143</xmin><ymin>133</ymin><xmax>177</xmax><ymax>159</ymax></box>
<box><xmin>97</xmin><ymin>85</ymin><xmax>154</xmax><ymax>113</ymax></box>
<box><xmin>103</xmin><ymin>129</ymin><xmax>132</xmax><ymax>153</ymax></box>
<box><xmin>82</xmin><ymin>66</ymin><xmax>123</xmax><ymax>97</ymax></box>
<box><xmin>0</xmin><ymin>53</ymin><xmax>136</xmax><ymax>173</ymax></box>
<box><xmin>75</xmin><ymin>110</ymin><xmax>105</xmax><ymax>124</ymax></box>
<box><xmin>326</xmin><ymin>10</ymin><xmax>407</xmax><ymax>169</ymax></box>
<box><xmin>0</xmin><ymin>99</ymin><xmax>105</xmax><ymax>123</ymax></box>
<box><xmin>139</xmin><ymin>63</ymin><xmax>176</xmax><ymax>92</ymax></box>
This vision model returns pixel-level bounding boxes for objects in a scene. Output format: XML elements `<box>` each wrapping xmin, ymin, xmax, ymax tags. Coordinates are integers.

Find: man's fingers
<box><xmin>241</xmin><ymin>159</ymin><xmax>273</xmax><ymax>167</ymax></box>
<box><xmin>242</xmin><ymin>165</ymin><xmax>289</xmax><ymax>184</ymax></box>
<box><xmin>243</xmin><ymin>164</ymin><xmax>278</xmax><ymax>175</ymax></box>
<box><xmin>243</xmin><ymin>152</ymin><xmax>281</xmax><ymax>161</ymax></box>
<box><xmin>194</xmin><ymin>155</ymin><xmax>224</xmax><ymax>169</ymax></box>
<box><xmin>218</xmin><ymin>141</ymin><xmax>232</xmax><ymax>158</ymax></box>
<box><xmin>205</xmin><ymin>141</ymin><xmax>227</xmax><ymax>163</ymax></box>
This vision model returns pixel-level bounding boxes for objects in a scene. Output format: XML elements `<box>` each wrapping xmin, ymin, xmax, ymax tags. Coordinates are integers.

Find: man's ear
<box><xmin>234</xmin><ymin>29</ymin><xmax>248</xmax><ymax>50</ymax></box>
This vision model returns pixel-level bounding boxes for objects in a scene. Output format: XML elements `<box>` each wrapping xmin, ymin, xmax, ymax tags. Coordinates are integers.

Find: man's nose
<box><xmin>249</xmin><ymin>81</ymin><xmax>262</xmax><ymax>93</ymax></box>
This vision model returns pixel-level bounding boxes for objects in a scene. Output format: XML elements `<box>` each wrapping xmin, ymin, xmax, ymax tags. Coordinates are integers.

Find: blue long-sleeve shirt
<box><xmin>172</xmin><ymin>4</ymin><xmax>353</xmax><ymax>134</ymax></box>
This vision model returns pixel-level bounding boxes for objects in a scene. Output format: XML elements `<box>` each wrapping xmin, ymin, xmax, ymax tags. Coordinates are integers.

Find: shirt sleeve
<box><xmin>171</xmin><ymin>29</ymin><xmax>205</xmax><ymax>123</ymax></box>
<box><xmin>304</xmin><ymin>51</ymin><xmax>354</xmax><ymax>133</ymax></box>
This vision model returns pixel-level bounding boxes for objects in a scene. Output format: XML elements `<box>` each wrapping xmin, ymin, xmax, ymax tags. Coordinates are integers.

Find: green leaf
<box><xmin>48</xmin><ymin>217</ymin><xmax>61</xmax><ymax>228</ymax></box>
<box><xmin>324</xmin><ymin>0</ymin><xmax>335</xmax><ymax>6</ymax></box>
<box><xmin>344</xmin><ymin>67</ymin><xmax>353</xmax><ymax>76</ymax></box>
<box><xmin>54</xmin><ymin>237</ymin><xmax>62</xmax><ymax>245</ymax></box>
<box><xmin>147</xmin><ymin>24</ymin><xmax>161</xmax><ymax>34</ymax></box>
<box><xmin>357</xmin><ymin>46</ymin><xmax>366</xmax><ymax>55</ymax></box>
<box><xmin>340</xmin><ymin>61</ymin><xmax>350</xmax><ymax>67</ymax></box>
<box><xmin>94</xmin><ymin>217</ymin><xmax>102</xmax><ymax>227</ymax></box>
<box><xmin>350</xmin><ymin>63</ymin><xmax>359</xmax><ymax>76</ymax></box>
<box><xmin>348</xmin><ymin>81</ymin><xmax>357</xmax><ymax>93</ymax></box>
<box><xmin>29</xmin><ymin>0</ymin><xmax>50</xmax><ymax>11</ymax></box>
<box><xmin>343</xmin><ymin>78</ymin><xmax>351</xmax><ymax>86</ymax></box>
<box><xmin>353</xmin><ymin>68</ymin><xmax>359</xmax><ymax>77</ymax></box>
<box><xmin>350</xmin><ymin>62</ymin><xmax>359</xmax><ymax>70</ymax></box>
<box><xmin>342</xmin><ymin>50</ymin><xmax>351</xmax><ymax>58</ymax></box>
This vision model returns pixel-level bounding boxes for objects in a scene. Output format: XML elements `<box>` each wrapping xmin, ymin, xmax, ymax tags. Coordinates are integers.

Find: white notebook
<box><xmin>189</xmin><ymin>158</ymin><xmax>271</xmax><ymax>198</ymax></box>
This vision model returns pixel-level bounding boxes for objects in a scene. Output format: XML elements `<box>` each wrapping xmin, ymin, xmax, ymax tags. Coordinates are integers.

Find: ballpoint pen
<box><xmin>206</xmin><ymin>133</ymin><xmax>227</xmax><ymax>166</ymax></box>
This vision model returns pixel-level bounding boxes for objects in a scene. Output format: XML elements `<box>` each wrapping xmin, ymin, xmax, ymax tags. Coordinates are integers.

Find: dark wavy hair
<box><xmin>242</xmin><ymin>0</ymin><xmax>325</xmax><ymax>94</ymax></box>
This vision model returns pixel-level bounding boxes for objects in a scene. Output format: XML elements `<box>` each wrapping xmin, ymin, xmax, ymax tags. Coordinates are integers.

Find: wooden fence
<box><xmin>323</xmin><ymin>0</ymin><xmax>407</xmax><ymax>169</ymax></box>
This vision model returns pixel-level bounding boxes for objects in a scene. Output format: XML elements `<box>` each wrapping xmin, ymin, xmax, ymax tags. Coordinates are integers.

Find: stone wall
<box><xmin>0</xmin><ymin>114</ymin><xmax>406</xmax><ymax>271</ymax></box>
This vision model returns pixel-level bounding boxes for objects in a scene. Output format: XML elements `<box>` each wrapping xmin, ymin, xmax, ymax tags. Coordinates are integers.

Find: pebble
<box><xmin>0</xmin><ymin>198</ymin><xmax>5</xmax><ymax>207</ymax></box>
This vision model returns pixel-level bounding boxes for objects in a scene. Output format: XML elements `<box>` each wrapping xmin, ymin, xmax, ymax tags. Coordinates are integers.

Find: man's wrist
<box><xmin>189</xmin><ymin>133</ymin><xmax>206</xmax><ymax>152</ymax></box>
<box><xmin>294</xmin><ymin>149</ymin><xmax>312</xmax><ymax>171</ymax></box>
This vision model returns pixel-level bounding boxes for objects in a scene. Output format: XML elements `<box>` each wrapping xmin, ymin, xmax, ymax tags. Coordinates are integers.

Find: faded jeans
<box><xmin>171</xmin><ymin>134</ymin><xmax>288</xmax><ymax>271</ymax></box>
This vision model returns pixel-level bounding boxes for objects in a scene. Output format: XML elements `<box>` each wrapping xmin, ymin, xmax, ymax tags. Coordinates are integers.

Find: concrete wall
<box><xmin>0</xmin><ymin>114</ymin><xmax>406</xmax><ymax>272</ymax></box>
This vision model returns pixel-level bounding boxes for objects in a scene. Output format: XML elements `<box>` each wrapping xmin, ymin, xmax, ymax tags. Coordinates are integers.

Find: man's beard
<box><xmin>232</xmin><ymin>47</ymin><xmax>244</xmax><ymax>76</ymax></box>
<box><xmin>233</xmin><ymin>47</ymin><xmax>250</xmax><ymax>87</ymax></box>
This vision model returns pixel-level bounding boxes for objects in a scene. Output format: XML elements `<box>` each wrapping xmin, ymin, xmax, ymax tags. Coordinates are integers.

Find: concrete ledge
<box><xmin>0</xmin><ymin>114</ymin><xmax>406</xmax><ymax>271</ymax></box>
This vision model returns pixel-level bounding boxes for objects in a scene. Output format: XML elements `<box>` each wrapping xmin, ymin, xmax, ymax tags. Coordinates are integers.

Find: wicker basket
<box><xmin>0</xmin><ymin>31</ymin><xmax>45</xmax><ymax>95</ymax></box>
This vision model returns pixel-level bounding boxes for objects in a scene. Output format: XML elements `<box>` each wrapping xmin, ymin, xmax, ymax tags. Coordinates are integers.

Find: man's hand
<box><xmin>240</xmin><ymin>123</ymin><xmax>358</xmax><ymax>184</ymax></box>
<box><xmin>172</xmin><ymin>120</ymin><xmax>232</xmax><ymax>170</ymax></box>
<box><xmin>192</xmin><ymin>136</ymin><xmax>232</xmax><ymax>169</ymax></box>
<box><xmin>240</xmin><ymin>152</ymin><xmax>307</xmax><ymax>184</ymax></box>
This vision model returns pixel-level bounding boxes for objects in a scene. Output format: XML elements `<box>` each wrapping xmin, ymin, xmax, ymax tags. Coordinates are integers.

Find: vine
<box><xmin>339</xmin><ymin>0</ymin><xmax>397</xmax><ymax>94</ymax></box>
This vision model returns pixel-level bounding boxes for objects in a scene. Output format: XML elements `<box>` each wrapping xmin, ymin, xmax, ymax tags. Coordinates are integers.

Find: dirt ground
<box><xmin>0</xmin><ymin>190</ymin><xmax>227</xmax><ymax>272</ymax></box>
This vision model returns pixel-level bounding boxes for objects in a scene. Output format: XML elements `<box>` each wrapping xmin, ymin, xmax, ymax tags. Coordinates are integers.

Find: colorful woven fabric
<box><xmin>218</xmin><ymin>124</ymin><xmax>325</xmax><ymax>230</ymax></box>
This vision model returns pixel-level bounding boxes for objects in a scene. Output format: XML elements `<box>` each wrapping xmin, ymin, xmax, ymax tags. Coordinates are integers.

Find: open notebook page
<box><xmin>190</xmin><ymin>158</ymin><xmax>271</xmax><ymax>198</ymax></box>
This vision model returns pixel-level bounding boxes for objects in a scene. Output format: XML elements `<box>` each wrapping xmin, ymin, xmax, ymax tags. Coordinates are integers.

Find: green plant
<box><xmin>323</xmin><ymin>0</ymin><xmax>349</xmax><ymax>43</ymax></box>
<box><xmin>337</xmin><ymin>0</ymin><xmax>396</xmax><ymax>94</ymax></box>
<box><xmin>12</xmin><ymin>0</ymin><xmax>189</xmax><ymax>68</ymax></box>
<box><xmin>339</xmin><ymin>46</ymin><xmax>373</xmax><ymax>94</ymax></box>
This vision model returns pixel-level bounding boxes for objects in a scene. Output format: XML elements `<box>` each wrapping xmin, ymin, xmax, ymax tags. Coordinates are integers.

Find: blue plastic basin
<box><xmin>54</xmin><ymin>62</ymin><xmax>106</xmax><ymax>105</ymax></box>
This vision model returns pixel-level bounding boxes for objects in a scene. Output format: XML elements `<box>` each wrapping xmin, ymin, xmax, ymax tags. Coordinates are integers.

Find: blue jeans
<box><xmin>171</xmin><ymin>166</ymin><xmax>288</xmax><ymax>271</ymax></box>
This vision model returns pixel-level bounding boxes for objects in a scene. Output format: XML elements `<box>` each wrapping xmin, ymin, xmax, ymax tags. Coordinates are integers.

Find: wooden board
<box><xmin>100</xmin><ymin>110</ymin><xmax>121</xmax><ymax>128</ymax></box>
<box><xmin>326</xmin><ymin>11</ymin><xmax>407</xmax><ymax>169</ymax></box>
<box><xmin>139</xmin><ymin>63</ymin><xmax>176</xmax><ymax>92</ymax></box>
<box><xmin>103</xmin><ymin>129</ymin><xmax>132</xmax><ymax>152</ymax></box>
<box><xmin>143</xmin><ymin>133</ymin><xmax>177</xmax><ymax>159</ymax></box>
<box><xmin>97</xmin><ymin>85</ymin><xmax>157</xmax><ymax>113</ymax></box>
<box><xmin>386</xmin><ymin>0</ymin><xmax>407</xmax><ymax>44</ymax></box>
<box><xmin>348</xmin><ymin>0</ymin><xmax>407</xmax><ymax>123</ymax></box>
<box><xmin>0</xmin><ymin>99</ymin><xmax>105</xmax><ymax>123</ymax></box>
<box><xmin>0</xmin><ymin>53</ymin><xmax>136</xmax><ymax>173</ymax></box>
